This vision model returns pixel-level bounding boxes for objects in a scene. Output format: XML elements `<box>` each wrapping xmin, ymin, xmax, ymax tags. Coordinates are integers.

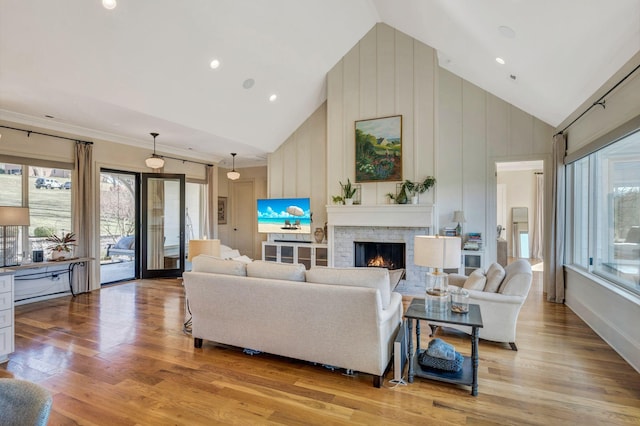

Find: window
<box><xmin>567</xmin><ymin>129</ymin><xmax>640</xmax><ymax>295</ymax></box>
<box><xmin>0</xmin><ymin>162</ymin><xmax>72</xmax><ymax>261</ymax></box>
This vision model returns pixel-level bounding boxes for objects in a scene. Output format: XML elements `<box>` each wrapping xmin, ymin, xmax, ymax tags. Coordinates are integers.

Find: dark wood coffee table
<box><xmin>404</xmin><ymin>298</ymin><xmax>483</xmax><ymax>396</ymax></box>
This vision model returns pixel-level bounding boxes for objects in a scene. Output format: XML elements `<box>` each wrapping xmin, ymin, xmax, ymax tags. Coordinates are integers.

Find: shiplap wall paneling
<box><xmin>327</xmin><ymin>59</ymin><xmax>344</xmax><ymax>201</ymax></box>
<box><xmin>462</xmin><ymin>81</ymin><xmax>488</xmax><ymax>236</ymax></box>
<box><xmin>437</xmin><ymin>69</ymin><xmax>464</xmax><ymax>232</ymax></box>
<box><xmin>413</xmin><ymin>40</ymin><xmax>437</xmax><ymax>205</ymax></box>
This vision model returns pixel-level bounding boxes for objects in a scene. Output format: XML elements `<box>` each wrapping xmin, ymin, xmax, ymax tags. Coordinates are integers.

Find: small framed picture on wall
<box><xmin>218</xmin><ymin>197</ymin><xmax>227</xmax><ymax>224</ymax></box>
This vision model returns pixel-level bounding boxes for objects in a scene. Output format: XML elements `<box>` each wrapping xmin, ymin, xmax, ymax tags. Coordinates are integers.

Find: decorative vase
<box><xmin>411</xmin><ymin>195</ymin><xmax>419</xmax><ymax>205</ymax></box>
<box><xmin>314</xmin><ymin>228</ymin><xmax>325</xmax><ymax>243</ymax></box>
<box><xmin>345</xmin><ymin>198</ymin><xmax>354</xmax><ymax>205</ymax></box>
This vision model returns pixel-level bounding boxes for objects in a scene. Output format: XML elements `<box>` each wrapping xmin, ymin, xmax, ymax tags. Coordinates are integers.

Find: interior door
<box><xmin>141</xmin><ymin>173</ymin><xmax>185</xmax><ymax>278</ymax></box>
<box><xmin>231</xmin><ymin>180</ymin><xmax>255</xmax><ymax>259</ymax></box>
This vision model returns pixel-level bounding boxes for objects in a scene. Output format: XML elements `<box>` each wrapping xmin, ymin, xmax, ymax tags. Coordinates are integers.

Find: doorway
<box><xmin>99</xmin><ymin>170</ymin><xmax>139</xmax><ymax>285</ymax></box>
<box><xmin>496</xmin><ymin>160</ymin><xmax>544</xmax><ymax>266</ymax></box>
<box><xmin>230</xmin><ymin>180</ymin><xmax>255</xmax><ymax>259</ymax></box>
<box><xmin>141</xmin><ymin>173</ymin><xmax>185</xmax><ymax>278</ymax></box>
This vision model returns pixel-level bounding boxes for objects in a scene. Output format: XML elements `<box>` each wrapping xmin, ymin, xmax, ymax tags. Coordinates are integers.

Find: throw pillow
<box><xmin>246</xmin><ymin>260</ymin><xmax>306</xmax><ymax>282</ymax></box>
<box><xmin>191</xmin><ymin>255</ymin><xmax>247</xmax><ymax>276</ymax></box>
<box><xmin>305</xmin><ymin>267</ymin><xmax>391</xmax><ymax>309</ymax></box>
<box><xmin>463</xmin><ymin>269</ymin><xmax>487</xmax><ymax>291</ymax></box>
<box><xmin>484</xmin><ymin>262</ymin><xmax>506</xmax><ymax>293</ymax></box>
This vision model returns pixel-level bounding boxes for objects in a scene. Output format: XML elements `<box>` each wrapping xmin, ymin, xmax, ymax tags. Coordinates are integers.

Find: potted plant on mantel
<box><xmin>340</xmin><ymin>178</ymin><xmax>357</xmax><ymax>205</ymax></box>
<box><xmin>399</xmin><ymin>176</ymin><xmax>436</xmax><ymax>204</ymax></box>
<box><xmin>46</xmin><ymin>232</ymin><xmax>77</xmax><ymax>261</ymax></box>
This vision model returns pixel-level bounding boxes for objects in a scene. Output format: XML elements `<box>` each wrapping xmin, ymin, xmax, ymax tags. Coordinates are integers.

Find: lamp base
<box><xmin>425</xmin><ymin>272</ymin><xmax>450</xmax><ymax>313</ymax></box>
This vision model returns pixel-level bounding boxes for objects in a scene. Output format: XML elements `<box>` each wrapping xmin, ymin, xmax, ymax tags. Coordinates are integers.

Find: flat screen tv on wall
<box><xmin>257</xmin><ymin>198</ymin><xmax>311</xmax><ymax>234</ymax></box>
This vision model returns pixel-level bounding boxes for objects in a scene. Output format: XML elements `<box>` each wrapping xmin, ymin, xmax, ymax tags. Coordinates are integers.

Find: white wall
<box><xmin>270</xmin><ymin>23</ymin><xmax>554</xmax><ymax>265</ymax></box>
<box><xmin>560</xmin><ymin>51</ymin><xmax>640</xmax><ymax>373</ymax></box>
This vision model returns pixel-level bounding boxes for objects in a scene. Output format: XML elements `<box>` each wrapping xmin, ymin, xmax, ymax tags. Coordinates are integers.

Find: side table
<box><xmin>404</xmin><ymin>298</ymin><xmax>483</xmax><ymax>396</ymax></box>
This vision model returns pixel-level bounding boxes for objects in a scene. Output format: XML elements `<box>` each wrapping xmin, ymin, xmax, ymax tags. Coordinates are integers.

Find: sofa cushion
<box><xmin>114</xmin><ymin>235</ymin><xmax>135</xmax><ymax>250</ymax></box>
<box><xmin>499</xmin><ymin>259</ymin><xmax>533</xmax><ymax>296</ymax></box>
<box><xmin>192</xmin><ymin>255</ymin><xmax>247</xmax><ymax>276</ymax></box>
<box><xmin>305</xmin><ymin>267</ymin><xmax>391</xmax><ymax>309</ymax></box>
<box><xmin>463</xmin><ymin>269</ymin><xmax>487</xmax><ymax>291</ymax></box>
<box><xmin>246</xmin><ymin>260</ymin><xmax>306</xmax><ymax>282</ymax></box>
<box><xmin>484</xmin><ymin>263</ymin><xmax>505</xmax><ymax>293</ymax></box>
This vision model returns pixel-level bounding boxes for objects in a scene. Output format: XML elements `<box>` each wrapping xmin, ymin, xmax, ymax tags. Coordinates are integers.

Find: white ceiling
<box><xmin>1</xmin><ymin>0</ymin><xmax>639</xmax><ymax>167</ymax></box>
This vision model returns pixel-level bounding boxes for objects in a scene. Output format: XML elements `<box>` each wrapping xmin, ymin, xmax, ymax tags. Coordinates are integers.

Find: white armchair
<box><xmin>437</xmin><ymin>259</ymin><xmax>533</xmax><ymax>350</ymax></box>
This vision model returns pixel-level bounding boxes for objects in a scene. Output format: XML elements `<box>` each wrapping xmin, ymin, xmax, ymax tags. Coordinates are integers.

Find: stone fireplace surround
<box><xmin>326</xmin><ymin>205</ymin><xmax>433</xmax><ymax>283</ymax></box>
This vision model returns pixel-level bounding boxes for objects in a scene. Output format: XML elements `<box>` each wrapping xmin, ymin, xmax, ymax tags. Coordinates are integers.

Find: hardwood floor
<box><xmin>2</xmin><ymin>271</ymin><xmax>639</xmax><ymax>425</ymax></box>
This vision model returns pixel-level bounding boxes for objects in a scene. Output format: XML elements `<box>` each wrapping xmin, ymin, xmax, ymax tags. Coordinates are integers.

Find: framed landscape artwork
<box><xmin>355</xmin><ymin>115</ymin><xmax>402</xmax><ymax>182</ymax></box>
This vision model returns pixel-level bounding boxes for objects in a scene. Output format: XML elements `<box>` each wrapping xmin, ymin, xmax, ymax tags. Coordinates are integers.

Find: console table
<box><xmin>9</xmin><ymin>257</ymin><xmax>93</xmax><ymax>299</ymax></box>
<box><xmin>404</xmin><ymin>298</ymin><xmax>483</xmax><ymax>396</ymax></box>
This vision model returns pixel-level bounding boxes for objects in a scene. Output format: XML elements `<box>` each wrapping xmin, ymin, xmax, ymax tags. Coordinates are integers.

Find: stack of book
<box><xmin>464</xmin><ymin>232</ymin><xmax>483</xmax><ymax>250</ymax></box>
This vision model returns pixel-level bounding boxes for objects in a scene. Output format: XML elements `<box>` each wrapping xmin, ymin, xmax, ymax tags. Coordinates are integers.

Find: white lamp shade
<box><xmin>414</xmin><ymin>235</ymin><xmax>461</xmax><ymax>269</ymax></box>
<box><xmin>227</xmin><ymin>170</ymin><xmax>240</xmax><ymax>180</ymax></box>
<box><xmin>453</xmin><ymin>210</ymin><xmax>465</xmax><ymax>223</ymax></box>
<box><xmin>0</xmin><ymin>206</ymin><xmax>30</xmax><ymax>226</ymax></box>
<box><xmin>145</xmin><ymin>156</ymin><xmax>165</xmax><ymax>169</ymax></box>
<box><xmin>188</xmin><ymin>239</ymin><xmax>221</xmax><ymax>261</ymax></box>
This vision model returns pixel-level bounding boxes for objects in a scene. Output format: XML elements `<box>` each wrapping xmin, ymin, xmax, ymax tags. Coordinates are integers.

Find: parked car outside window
<box><xmin>63</xmin><ymin>181</ymin><xmax>71</xmax><ymax>190</ymax></box>
<box><xmin>34</xmin><ymin>177</ymin><xmax>63</xmax><ymax>189</ymax></box>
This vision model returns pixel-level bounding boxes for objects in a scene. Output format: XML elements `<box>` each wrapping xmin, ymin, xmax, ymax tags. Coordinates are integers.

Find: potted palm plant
<box><xmin>46</xmin><ymin>232</ymin><xmax>77</xmax><ymax>260</ymax></box>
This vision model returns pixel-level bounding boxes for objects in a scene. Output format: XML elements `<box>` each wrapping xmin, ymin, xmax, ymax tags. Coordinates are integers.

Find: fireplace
<box><xmin>354</xmin><ymin>242</ymin><xmax>406</xmax><ymax>270</ymax></box>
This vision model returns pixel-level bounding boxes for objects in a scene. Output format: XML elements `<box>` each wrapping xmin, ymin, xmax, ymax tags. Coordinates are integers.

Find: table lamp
<box><xmin>453</xmin><ymin>210</ymin><xmax>465</xmax><ymax>236</ymax></box>
<box><xmin>414</xmin><ymin>235</ymin><xmax>461</xmax><ymax>313</ymax></box>
<box><xmin>0</xmin><ymin>206</ymin><xmax>30</xmax><ymax>267</ymax></box>
<box><xmin>187</xmin><ymin>238</ymin><xmax>221</xmax><ymax>262</ymax></box>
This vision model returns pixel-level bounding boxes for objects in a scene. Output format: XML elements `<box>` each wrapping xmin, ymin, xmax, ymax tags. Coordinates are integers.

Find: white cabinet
<box><xmin>262</xmin><ymin>242</ymin><xmax>328</xmax><ymax>270</ymax></box>
<box><xmin>0</xmin><ymin>272</ymin><xmax>15</xmax><ymax>363</ymax></box>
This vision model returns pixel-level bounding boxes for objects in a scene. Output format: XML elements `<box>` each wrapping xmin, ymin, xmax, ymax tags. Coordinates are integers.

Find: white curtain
<box><xmin>202</xmin><ymin>165</ymin><xmax>216</xmax><ymax>239</ymax></box>
<box><xmin>532</xmin><ymin>173</ymin><xmax>544</xmax><ymax>259</ymax></box>
<box><xmin>545</xmin><ymin>133</ymin><xmax>566</xmax><ymax>303</ymax></box>
<box><xmin>72</xmin><ymin>142</ymin><xmax>94</xmax><ymax>293</ymax></box>
<box><xmin>148</xmin><ymin>178</ymin><xmax>165</xmax><ymax>269</ymax></box>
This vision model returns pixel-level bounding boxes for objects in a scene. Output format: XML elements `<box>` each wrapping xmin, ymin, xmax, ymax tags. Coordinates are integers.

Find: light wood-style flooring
<box><xmin>2</xmin><ymin>270</ymin><xmax>639</xmax><ymax>425</ymax></box>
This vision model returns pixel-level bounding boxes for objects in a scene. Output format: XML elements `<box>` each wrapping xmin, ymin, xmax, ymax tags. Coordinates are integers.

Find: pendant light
<box><xmin>145</xmin><ymin>132</ymin><xmax>165</xmax><ymax>169</ymax></box>
<box><xmin>227</xmin><ymin>153</ymin><xmax>240</xmax><ymax>180</ymax></box>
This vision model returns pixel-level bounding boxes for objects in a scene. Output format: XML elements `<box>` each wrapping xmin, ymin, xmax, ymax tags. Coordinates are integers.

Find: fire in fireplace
<box><xmin>354</xmin><ymin>241</ymin><xmax>406</xmax><ymax>270</ymax></box>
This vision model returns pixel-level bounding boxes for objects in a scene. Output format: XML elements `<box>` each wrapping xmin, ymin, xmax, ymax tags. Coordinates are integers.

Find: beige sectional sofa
<box><xmin>182</xmin><ymin>257</ymin><xmax>403</xmax><ymax>387</ymax></box>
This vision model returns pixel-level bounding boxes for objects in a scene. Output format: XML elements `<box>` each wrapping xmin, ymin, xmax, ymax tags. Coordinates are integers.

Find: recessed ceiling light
<box><xmin>269</xmin><ymin>94</ymin><xmax>277</xmax><ymax>102</ymax></box>
<box><xmin>209</xmin><ymin>59</ymin><xmax>220</xmax><ymax>69</ymax></box>
<box><xmin>498</xmin><ymin>25</ymin><xmax>516</xmax><ymax>39</ymax></box>
<box><xmin>242</xmin><ymin>78</ymin><xmax>255</xmax><ymax>89</ymax></box>
<box><xmin>102</xmin><ymin>0</ymin><xmax>117</xmax><ymax>10</ymax></box>
<box><xmin>496</xmin><ymin>57</ymin><xmax>505</xmax><ymax>65</ymax></box>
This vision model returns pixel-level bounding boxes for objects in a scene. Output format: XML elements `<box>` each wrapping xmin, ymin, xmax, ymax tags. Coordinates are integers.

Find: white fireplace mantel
<box><xmin>326</xmin><ymin>204</ymin><xmax>433</xmax><ymax>228</ymax></box>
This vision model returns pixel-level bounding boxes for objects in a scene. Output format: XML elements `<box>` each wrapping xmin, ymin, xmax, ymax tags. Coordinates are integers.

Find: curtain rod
<box><xmin>555</xmin><ymin>63</ymin><xmax>640</xmax><ymax>137</ymax></box>
<box><xmin>0</xmin><ymin>125</ymin><xmax>93</xmax><ymax>144</ymax></box>
<box><xmin>1</xmin><ymin>124</ymin><xmax>213</xmax><ymax>166</ymax></box>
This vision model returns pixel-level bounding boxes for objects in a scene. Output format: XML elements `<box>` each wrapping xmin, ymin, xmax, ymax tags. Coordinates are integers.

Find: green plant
<box><xmin>401</xmin><ymin>176</ymin><xmax>436</xmax><ymax>197</ymax></box>
<box><xmin>45</xmin><ymin>232</ymin><xmax>77</xmax><ymax>252</ymax></box>
<box><xmin>34</xmin><ymin>226</ymin><xmax>55</xmax><ymax>238</ymax></box>
<box><xmin>339</xmin><ymin>178</ymin><xmax>357</xmax><ymax>199</ymax></box>
<box><xmin>331</xmin><ymin>195</ymin><xmax>344</xmax><ymax>205</ymax></box>
<box><xmin>385</xmin><ymin>192</ymin><xmax>396</xmax><ymax>202</ymax></box>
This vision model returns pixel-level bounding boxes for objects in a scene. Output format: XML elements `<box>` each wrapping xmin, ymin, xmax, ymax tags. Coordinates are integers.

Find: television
<box><xmin>257</xmin><ymin>197</ymin><xmax>311</xmax><ymax>234</ymax></box>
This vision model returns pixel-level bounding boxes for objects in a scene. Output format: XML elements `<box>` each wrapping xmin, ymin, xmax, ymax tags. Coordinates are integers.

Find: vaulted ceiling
<box><xmin>1</xmin><ymin>0</ymin><xmax>638</xmax><ymax>167</ymax></box>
